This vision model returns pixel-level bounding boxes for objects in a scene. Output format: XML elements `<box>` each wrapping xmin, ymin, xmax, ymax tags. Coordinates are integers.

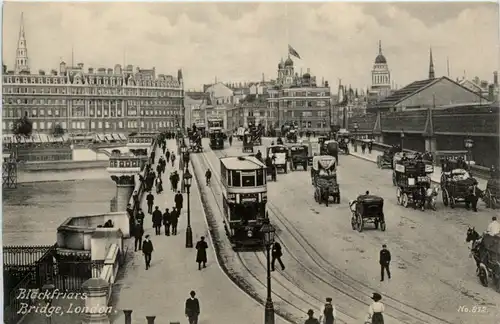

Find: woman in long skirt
<box><xmin>366</xmin><ymin>293</ymin><xmax>384</xmax><ymax>324</ymax></box>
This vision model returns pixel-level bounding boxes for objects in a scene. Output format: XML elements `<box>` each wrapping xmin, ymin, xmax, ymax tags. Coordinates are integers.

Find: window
<box><xmin>256</xmin><ymin>169</ymin><xmax>265</xmax><ymax>186</ymax></box>
<box><xmin>231</xmin><ymin>171</ymin><xmax>241</xmax><ymax>187</ymax></box>
<box><xmin>242</xmin><ymin>173</ymin><xmax>255</xmax><ymax>186</ymax></box>
<box><xmin>40</xmin><ymin>121</ymin><xmax>45</xmax><ymax>130</ymax></box>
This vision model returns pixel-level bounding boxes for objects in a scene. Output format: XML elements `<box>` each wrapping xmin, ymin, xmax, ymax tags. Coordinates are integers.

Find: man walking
<box><xmin>136</xmin><ymin>208</ymin><xmax>145</xmax><ymax>226</ymax></box>
<box><xmin>133</xmin><ymin>223</ymin><xmax>144</xmax><ymax>252</ymax></box>
<box><xmin>163</xmin><ymin>208</ymin><xmax>171</xmax><ymax>236</ymax></box>
<box><xmin>379</xmin><ymin>244</ymin><xmax>391</xmax><ymax>281</ymax></box>
<box><xmin>318</xmin><ymin>297</ymin><xmax>337</xmax><ymax>324</ymax></box>
<box><xmin>170</xmin><ymin>207</ymin><xmax>179</xmax><ymax>235</ymax></box>
<box><xmin>304</xmin><ymin>309</ymin><xmax>320</xmax><ymax>324</ymax></box>
<box><xmin>175</xmin><ymin>191</ymin><xmax>184</xmax><ymax>213</ymax></box>
<box><xmin>146</xmin><ymin>192</ymin><xmax>155</xmax><ymax>214</ymax></box>
<box><xmin>271</xmin><ymin>242</ymin><xmax>285</xmax><ymax>271</ymax></box>
<box><xmin>185</xmin><ymin>290</ymin><xmax>200</xmax><ymax>324</ymax></box>
<box><xmin>152</xmin><ymin>206</ymin><xmax>163</xmax><ymax>235</ymax></box>
<box><xmin>195</xmin><ymin>236</ymin><xmax>208</xmax><ymax>270</ymax></box>
<box><xmin>142</xmin><ymin>235</ymin><xmax>154</xmax><ymax>270</ymax></box>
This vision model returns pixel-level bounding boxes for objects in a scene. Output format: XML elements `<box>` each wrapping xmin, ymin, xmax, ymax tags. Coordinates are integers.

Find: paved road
<box><xmin>194</xmin><ymin>137</ymin><xmax>499</xmax><ymax>324</ymax></box>
<box><xmin>112</xmin><ymin>139</ymin><xmax>288</xmax><ymax>324</ymax></box>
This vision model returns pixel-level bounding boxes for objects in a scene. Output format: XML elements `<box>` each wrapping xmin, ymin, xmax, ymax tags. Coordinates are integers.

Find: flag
<box><xmin>288</xmin><ymin>45</ymin><xmax>301</xmax><ymax>59</ymax></box>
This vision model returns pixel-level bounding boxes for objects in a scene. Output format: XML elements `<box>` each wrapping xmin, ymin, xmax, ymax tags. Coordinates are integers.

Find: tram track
<box><xmin>196</xmin><ymin>148</ymin><xmax>348</xmax><ymax>323</ymax></box>
<box><xmin>209</xmin><ymin>144</ymin><xmax>455</xmax><ymax>324</ymax></box>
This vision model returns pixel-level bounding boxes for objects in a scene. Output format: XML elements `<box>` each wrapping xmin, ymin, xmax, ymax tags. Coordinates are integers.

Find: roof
<box><xmin>377</xmin><ymin>78</ymin><xmax>437</xmax><ymax>107</ymax></box>
<box><xmin>186</xmin><ymin>91</ymin><xmax>209</xmax><ymax>101</ymax></box>
<box><xmin>375</xmin><ymin>54</ymin><xmax>387</xmax><ymax>64</ymax></box>
<box><xmin>220</xmin><ymin>156</ymin><xmax>266</xmax><ymax>170</ymax></box>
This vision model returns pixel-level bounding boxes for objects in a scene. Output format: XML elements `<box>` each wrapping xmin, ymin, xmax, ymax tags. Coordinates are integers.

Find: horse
<box><xmin>465</xmin><ymin>227</ymin><xmax>489</xmax><ymax>286</ymax></box>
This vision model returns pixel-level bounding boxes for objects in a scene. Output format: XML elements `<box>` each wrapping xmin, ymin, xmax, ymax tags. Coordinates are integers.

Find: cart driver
<box><xmin>486</xmin><ymin>216</ymin><xmax>500</xmax><ymax>236</ymax></box>
<box><xmin>350</xmin><ymin>191</ymin><xmax>370</xmax><ymax>210</ymax></box>
<box><xmin>255</xmin><ymin>150</ymin><xmax>263</xmax><ymax>161</ymax></box>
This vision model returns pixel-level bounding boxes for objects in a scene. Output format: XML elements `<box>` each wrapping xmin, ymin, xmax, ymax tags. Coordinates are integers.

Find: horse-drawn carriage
<box><xmin>188</xmin><ymin>132</ymin><xmax>203</xmax><ymax>153</ymax></box>
<box><xmin>267</xmin><ymin>145</ymin><xmax>288</xmax><ymax>173</ymax></box>
<box><xmin>483</xmin><ymin>168</ymin><xmax>499</xmax><ymax>209</ymax></box>
<box><xmin>336</xmin><ymin>129</ymin><xmax>350</xmax><ymax>154</ymax></box>
<box><xmin>376</xmin><ymin>145</ymin><xmax>401</xmax><ymax>169</ymax></box>
<box><xmin>289</xmin><ymin>144</ymin><xmax>308</xmax><ymax>171</ymax></box>
<box><xmin>311</xmin><ymin>155</ymin><xmax>339</xmax><ymax>205</ymax></box>
<box><xmin>393</xmin><ymin>153</ymin><xmax>433</xmax><ymax>209</ymax></box>
<box><xmin>286</xmin><ymin>129</ymin><xmax>298</xmax><ymax>143</ymax></box>
<box><xmin>306</xmin><ymin>140</ymin><xmax>321</xmax><ymax>166</ymax></box>
<box><xmin>440</xmin><ymin>159</ymin><xmax>479</xmax><ymax>209</ymax></box>
<box><xmin>350</xmin><ymin>195</ymin><xmax>386</xmax><ymax>232</ymax></box>
<box><xmin>320</xmin><ymin>140</ymin><xmax>339</xmax><ymax>165</ymax></box>
<box><xmin>467</xmin><ymin>228</ymin><xmax>500</xmax><ymax>292</ymax></box>
<box><xmin>242</xmin><ymin>133</ymin><xmax>254</xmax><ymax>153</ymax></box>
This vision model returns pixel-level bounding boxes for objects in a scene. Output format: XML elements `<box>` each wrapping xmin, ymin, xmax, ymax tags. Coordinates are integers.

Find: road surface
<box><xmin>192</xmin><ymin>137</ymin><xmax>499</xmax><ymax>324</ymax></box>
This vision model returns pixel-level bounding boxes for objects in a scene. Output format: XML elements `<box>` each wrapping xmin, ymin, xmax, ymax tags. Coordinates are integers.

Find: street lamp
<box><xmin>464</xmin><ymin>138</ymin><xmax>474</xmax><ymax>169</ymax></box>
<box><xmin>353</xmin><ymin>122</ymin><xmax>359</xmax><ymax>152</ymax></box>
<box><xmin>260</xmin><ymin>219</ymin><xmax>276</xmax><ymax>324</ymax></box>
<box><xmin>41</xmin><ymin>283</ymin><xmax>55</xmax><ymax>324</ymax></box>
<box><xmin>400</xmin><ymin>129</ymin><xmax>405</xmax><ymax>151</ymax></box>
<box><xmin>183</xmin><ymin>169</ymin><xmax>193</xmax><ymax>248</ymax></box>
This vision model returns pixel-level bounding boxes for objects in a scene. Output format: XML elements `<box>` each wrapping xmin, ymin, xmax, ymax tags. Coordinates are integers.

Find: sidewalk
<box><xmin>348</xmin><ymin>144</ymin><xmax>488</xmax><ymax>188</ymax></box>
<box><xmin>111</xmin><ymin>139</ymin><xmax>275</xmax><ymax>324</ymax></box>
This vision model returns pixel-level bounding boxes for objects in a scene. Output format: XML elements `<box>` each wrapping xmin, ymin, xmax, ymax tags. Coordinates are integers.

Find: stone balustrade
<box><xmin>108</xmin><ymin>154</ymin><xmax>146</xmax><ymax>170</ymax></box>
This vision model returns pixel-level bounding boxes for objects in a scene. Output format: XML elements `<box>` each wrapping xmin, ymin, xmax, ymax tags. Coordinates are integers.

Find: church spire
<box><xmin>378</xmin><ymin>40</ymin><xmax>382</xmax><ymax>55</ymax></box>
<box><xmin>15</xmin><ymin>12</ymin><xmax>30</xmax><ymax>74</ymax></box>
<box><xmin>428</xmin><ymin>47</ymin><xmax>435</xmax><ymax>80</ymax></box>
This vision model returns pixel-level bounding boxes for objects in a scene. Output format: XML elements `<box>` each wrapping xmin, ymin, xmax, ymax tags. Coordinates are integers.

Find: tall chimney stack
<box><xmin>494</xmin><ymin>71</ymin><xmax>498</xmax><ymax>85</ymax></box>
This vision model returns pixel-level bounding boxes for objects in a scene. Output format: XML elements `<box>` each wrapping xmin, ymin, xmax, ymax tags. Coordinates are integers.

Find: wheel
<box><xmin>486</xmin><ymin>190</ymin><xmax>498</xmax><ymax>209</ymax></box>
<box><xmin>374</xmin><ymin>221</ymin><xmax>379</xmax><ymax>229</ymax></box>
<box><xmin>479</xmin><ymin>267</ymin><xmax>488</xmax><ymax>287</ymax></box>
<box><xmin>356</xmin><ymin>215</ymin><xmax>364</xmax><ymax>232</ymax></box>
<box><xmin>396</xmin><ymin>187</ymin><xmax>402</xmax><ymax>205</ymax></box>
<box><xmin>402</xmin><ymin>193</ymin><xmax>409</xmax><ymax>208</ymax></box>
<box><xmin>284</xmin><ymin>164</ymin><xmax>288</xmax><ymax>173</ymax></box>
<box><xmin>442</xmin><ymin>188</ymin><xmax>449</xmax><ymax>206</ymax></box>
<box><xmin>392</xmin><ymin>172</ymin><xmax>396</xmax><ymax>186</ymax></box>
<box><xmin>351</xmin><ymin>215</ymin><xmax>356</xmax><ymax>230</ymax></box>
<box><xmin>450</xmin><ymin>196</ymin><xmax>455</xmax><ymax>209</ymax></box>
<box><xmin>380</xmin><ymin>221</ymin><xmax>386</xmax><ymax>231</ymax></box>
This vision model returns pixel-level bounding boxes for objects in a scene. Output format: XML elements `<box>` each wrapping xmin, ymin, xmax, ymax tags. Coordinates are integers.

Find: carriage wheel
<box><xmin>440</xmin><ymin>174</ymin><xmax>446</xmax><ymax>189</ymax></box>
<box><xmin>392</xmin><ymin>172</ymin><xmax>396</xmax><ymax>186</ymax></box>
<box><xmin>376</xmin><ymin>156</ymin><xmax>381</xmax><ymax>168</ymax></box>
<box><xmin>479</xmin><ymin>267</ymin><xmax>488</xmax><ymax>287</ymax></box>
<box><xmin>314</xmin><ymin>189</ymin><xmax>319</xmax><ymax>202</ymax></box>
<box><xmin>442</xmin><ymin>189</ymin><xmax>449</xmax><ymax>207</ymax></box>
<box><xmin>356</xmin><ymin>214</ymin><xmax>364</xmax><ymax>232</ymax></box>
<box><xmin>380</xmin><ymin>221</ymin><xmax>387</xmax><ymax>231</ymax></box>
<box><xmin>351</xmin><ymin>215</ymin><xmax>357</xmax><ymax>230</ymax></box>
<box><xmin>450</xmin><ymin>196</ymin><xmax>455</xmax><ymax>209</ymax></box>
<box><xmin>374</xmin><ymin>220</ymin><xmax>379</xmax><ymax>229</ymax></box>
<box><xmin>402</xmin><ymin>193</ymin><xmax>409</xmax><ymax>208</ymax></box>
<box><xmin>284</xmin><ymin>164</ymin><xmax>288</xmax><ymax>173</ymax></box>
<box><xmin>396</xmin><ymin>187</ymin><xmax>402</xmax><ymax>205</ymax></box>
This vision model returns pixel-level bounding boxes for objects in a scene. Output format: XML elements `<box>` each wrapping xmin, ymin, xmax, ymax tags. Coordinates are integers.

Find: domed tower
<box><xmin>283</xmin><ymin>56</ymin><xmax>295</xmax><ymax>85</ymax></box>
<box><xmin>277</xmin><ymin>58</ymin><xmax>286</xmax><ymax>84</ymax></box>
<box><xmin>371</xmin><ymin>40</ymin><xmax>391</xmax><ymax>95</ymax></box>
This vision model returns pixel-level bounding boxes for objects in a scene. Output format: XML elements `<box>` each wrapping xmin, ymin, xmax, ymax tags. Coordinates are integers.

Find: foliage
<box><xmin>12</xmin><ymin>116</ymin><xmax>33</xmax><ymax>138</ymax></box>
<box><xmin>52</xmin><ymin>124</ymin><xmax>65</xmax><ymax>137</ymax></box>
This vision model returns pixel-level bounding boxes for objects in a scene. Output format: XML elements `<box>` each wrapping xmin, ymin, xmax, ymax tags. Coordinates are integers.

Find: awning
<box><xmin>32</xmin><ymin>134</ymin><xmax>42</xmax><ymax>143</ymax></box>
<box><xmin>118</xmin><ymin>133</ymin><xmax>127</xmax><ymax>141</ymax></box>
<box><xmin>96</xmin><ymin>134</ymin><xmax>105</xmax><ymax>141</ymax></box>
<box><xmin>104</xmin><ymin>134</ymin><xmax>113</xmax><ymax>141</ymax></box>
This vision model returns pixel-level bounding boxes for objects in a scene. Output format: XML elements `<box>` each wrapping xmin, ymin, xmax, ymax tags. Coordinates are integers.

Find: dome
<box><xmin>278</xmin><ymin>62</ymin><xmax>284</xmax><ymax>69</ymax></box>
<box><xmin>303</xmin><ymin>73</ymin><xmax>311</xmax><ymax>79</ymax></box>
<box><xmin>375</xmin><ymin>54</ymin><xmax>387</xmax><ymax>64</ymax></box>
<box><xmin>285</xmin><ymin>57</ymin><xmax>294</xmax><ymax>66</ymax></box>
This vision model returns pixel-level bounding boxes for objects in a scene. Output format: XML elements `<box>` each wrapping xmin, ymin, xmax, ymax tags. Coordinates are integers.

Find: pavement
<box><xmin>112</xmin><ymin>139</ymin><xmax>285</xmax><ymax>324</ymax></box>
<box><xmin>194</xmin><ymin>137</ymin><xmax>499</xmax><ymax>324</ymax></box>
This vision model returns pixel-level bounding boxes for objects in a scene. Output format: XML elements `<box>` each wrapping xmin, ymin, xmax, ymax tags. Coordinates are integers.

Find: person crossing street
<box><xmin>379</xmin><ymin>244</ymin><xmax>391</xmax><ymax>281</ymax></box>
<box><xmin>152</xmin><ymin>206</ymin><xmax>162</xmax><ymax>235</ymax></box>
<box><xmin>146</xmin><ymin>192</ymin><xmax>155</xmax><ymax>214</ymax></box>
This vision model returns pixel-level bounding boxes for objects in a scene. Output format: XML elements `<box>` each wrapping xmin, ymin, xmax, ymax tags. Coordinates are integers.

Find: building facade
<box><xmin>185</xmin><ymin>92</ymin><xmax>210</xmax><ymax>129</ymax></box>
<box><xmin>2</xmin><ymin>14</ymin><xmax>184</xmax><ymax>135</ymax></box>
<box><xmin>268</xmin><ymin>58</ymin><xmax>331</xmax><ymax>132</ymax></box>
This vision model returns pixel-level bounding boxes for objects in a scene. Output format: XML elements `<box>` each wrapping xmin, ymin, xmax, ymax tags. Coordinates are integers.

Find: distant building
<box><xmin>185</xmin><ymin>91</ymin><xmax>210</xmax><ymax>130</ymax></box>
<box><xmin>268</xmin><ymin>57</ymin><xmax>331</xmax><ymax>132</ymax></box>
<box><xmin>369</xmin><ymin>41</ymin><xmax>391</xmax><ymax>98</ymax></box>
<box><xmin>3</xmin><ymin>14</ymin><xmax>183</xmax><ymax>135</ymax></box>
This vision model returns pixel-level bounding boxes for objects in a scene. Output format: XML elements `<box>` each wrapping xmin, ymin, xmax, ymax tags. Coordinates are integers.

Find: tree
<box><xmin>12</xmin><ymin>115</ymin><xmax>33</xmax><ymax>138</ymax></box>
<box><xmin>52</xmin><ymin>123</ymin><xmax>65</xmax><ymax>137</ymax></box>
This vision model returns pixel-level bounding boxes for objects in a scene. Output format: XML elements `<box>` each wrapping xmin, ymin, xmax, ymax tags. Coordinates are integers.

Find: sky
<box><xmin>2</xmin><ymin>2</ymin><xmax>499</xmax><ymax>92</ymax></box>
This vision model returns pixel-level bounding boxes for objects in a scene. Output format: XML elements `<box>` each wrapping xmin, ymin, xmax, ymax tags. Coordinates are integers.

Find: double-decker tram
<box><xmin>220</xmin><ymin>156</ymin><xmax>268</xmax><ymax>247</ymax></box>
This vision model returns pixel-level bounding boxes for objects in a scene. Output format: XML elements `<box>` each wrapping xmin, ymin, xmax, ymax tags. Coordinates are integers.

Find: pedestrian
<box><xmin>132</xmin><ymin>191</ymin><xmax>139</xmax><ymax>209</ymax></box>
<box><xmin>195</xmin><ymin>236</ymin><xmax>208</xmax><ymax>270</ymax></box>
<box><xmin>152</xmin><ymin>206</ymin><xmax>163</xmax><ymax>235</ymax></box>
<box><xmin>318</xmin><ymin>297</ymin><xmax>337</xmax><ymax>324</ymax></box>
<box><xmin>163</xmin><ymin>208</ymin><xmax>171</xmax><ymax>236</ymax></box>
<box><xmin>166</xmin><ymin>149</ymin><xmax>171</xmax><ymax>163</ymax></box>
<box><xmin>271</xmin><ymin>242</ymin><xmax>285</xmax><ymax>271</ymax></box>
<box><xmin>156</xmin><ymin>177</ymin><xmax>163</xmax><ymax>194</ymax></box>
<box><xmin>366</xmin><ymin>293</ymin><xmax>385</xmax><ymax>324</ymax></box>
<box><xmin>146</xmin><ymin>192</ymin><xmax>154</xmax><ymax>214</ymax></box>
<box><xmin>205</xmin><ymin>169</ymin><xmax>212</xmax><ymax>186</ymax></box>
<box><xmin>175</xmin><ymin>191</ymin><xmax>184</xmax><ymax>213</ymax></box>
<box><xmin>304</xmin><ymin>309</ymin><xmax>320</xmax><ymax>324</ymax></box>
<box><xmin>171</xmin><ymin>153</ymin><xmax>176</xmax><ymax>167</ymax></box>
<box><xmin>172</xmin><ymin>171</ymin><xmax>179</xmax><ymax>192</ymax></box>
<box><xmin>136</xmin><ymin>208</ymin><xmax>145</xmax><ymax>226</ymax></box>
<box><xmin>361</xmin><ymin>142</ymin><xmax>366</xmax><ymax>154</ymax></box>
<box><xmin>126</xmin><ymin>203</ymin><xmax>135</xmax><ymax>227</ymax></box>
<box><xmin>185</xmin><ymin>290</ymin><xmax>200</xmax><ymax>324</ymax></box>
<box><xmin>142</xmin><ymin>234</ymin><xmax>154</xmax><ymax>270</ymax></box>
<box><xmin>170</xmin><ymin>207</ymin><xmax>179</xmax><ymax>235</ymax></box>
<box><xmin>133</xmin><ymin>223</ymin><xmax>144</xmax><ymax>251</ymax></box>
<box><xmin>368</xmin><ymin>141</ymin><xmax>373</xmax><ymax>154</ymax></box>
<box><xmin>379</xmin><ymin>244</ymin><xmax>391</xmax><ymax>281</ymax></box>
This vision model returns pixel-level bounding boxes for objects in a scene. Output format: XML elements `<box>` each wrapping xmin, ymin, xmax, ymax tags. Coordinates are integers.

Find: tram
<box><xmin>220</xmin><ymin>156</ymin><xmax>268</xmax><ymax>247</ymax></box>
<box><xmin>209</xmin><ymin>129</ymin><xmax>225</xmax><ymax>150</ymax></box>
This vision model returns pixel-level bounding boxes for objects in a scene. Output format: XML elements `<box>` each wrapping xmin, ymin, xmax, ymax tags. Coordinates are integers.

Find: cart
<box><xmin>311</xmin><ymin>155</ymin><xmax>339</xmax><ymax>205</ymax></box>
<box><xmin>242</xmin><ymin>133</ymin><xmax>254</xmax><ymax>153</ymax></box>
<box><xmin>351</xmin><ymin>195</ymin><xmax>386</xmax><ymax>232</ymax></box>
<box><xmin>289</xmin><ymin>144</ymin><xmax>308</xmax><ymax>171</ymax></box>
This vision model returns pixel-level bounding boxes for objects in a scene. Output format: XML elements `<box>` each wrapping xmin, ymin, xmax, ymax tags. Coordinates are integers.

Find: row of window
<box><xmin>224</xmin><ymin>170</ymin><xmax>266</xmax><ymax>187</ymax></box>
<box><xmin>3</xmin><ymin>76</ymin><xmax>180</xmax><ymax>89</ymax></box>
<box><xmin>3</xmin><ymin>97</ymin><xmax>181</xmax><ymax>106</ymax></box>
<box><xmin>3</xmin><ymin>120</ymin><xmax>177</xmax><ymax>132</ymax></box>
<box><xmin>3</xmin><ymin>86</ymin><xmax>181</xmax><ymax>97</ymax></box>
<box><xmin>21</xmin><ymin>153</ymin><xmax>73</xmax><ymax>162</ymax></box>
<box><xmin>373</xmin><ymin>74</ymin><xmax>390</xmax><ymax>85</ymax></box>
<box><xmin>269</xmin><ymin>91</ymin><xmax>330</xmax><ymax>98</ymax></box>
<box><xmin>281</xmin><ymin>110</ymin><xmax>329</xmax><ymax>118</ymax></box>
<box><xmin>3</xmin><ymin>107</ymin><xmax>180</xmax><ymax>119</ymax></box>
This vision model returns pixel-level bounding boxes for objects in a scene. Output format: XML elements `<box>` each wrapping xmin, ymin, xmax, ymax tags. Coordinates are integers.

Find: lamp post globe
<box><xmin>260</xmin><ymin>219</ymin><xmax>276</xmax><ymax>324</ymax></box>
<box><xmin>400</xmin><ymin>129</ymin><xmax>405</xmax><ymax>151</ymax></box>
<box><xmin>464</xmin><ymin>138</ymin><xmax>474</xmax><ymax>167</ymax></box>
<box><xmin>353</xmin><ymin>122</ymin><xmax>359</xmax><ymax>152</ymax></box>
<box><xmin>184</xmin><ymin>169</ymin><xmax>193</xmax><ymax>248</ymax></box>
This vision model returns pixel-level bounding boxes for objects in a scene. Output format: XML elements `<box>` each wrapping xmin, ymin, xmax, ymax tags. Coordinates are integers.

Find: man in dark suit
<box><xmin>175</xmin><ymin>191</ymin><xmax>184</xmax><ymax>213</ymax></box>
<box><xmin>271</xmin><ymin>242</ymin><xmax>285</xmax><ymax>271</ymax></box>
<box><xmin>133</xmin><ymin>223</ymin><xmax>144</xmax><ymax>252</ymax></box>
<box><xmin>185</xmin><ymin>290</ymin><xmax>200</xmax><ymax>324</ymax></box>
<box><xmin>146</xmin><ymin>193</ymin><xmax>155</xmax><ymax>214</ymax></box>
<box><xmin>142</xmin><ymin>235</ymin><xmax>154</xmax><ymax>270</ymax></box>
<box><xmin>379</xmin><ymin>244</ymin><xmax>391</xmax><ymax>281</ymax></box>
<box><xmin>152</xmin><ymin>206</ymin><xmax>163</xmax><ymax>235</ymax></box>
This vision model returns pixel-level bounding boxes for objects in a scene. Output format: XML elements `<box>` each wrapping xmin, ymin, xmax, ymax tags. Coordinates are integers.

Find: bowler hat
<box><xmin>326</xmin><ymin>297</ymin><xmax>332</xmax><ymax>302</ymax></box>
<box><xmin>307</xmin><ymin>309</ymin><xmax>314</xmax><ymax>315</ymax></box>
<box><xmin>371</xmin><ymin>293</ymin><xmax>382</xmax><ymax>301</ymax></box>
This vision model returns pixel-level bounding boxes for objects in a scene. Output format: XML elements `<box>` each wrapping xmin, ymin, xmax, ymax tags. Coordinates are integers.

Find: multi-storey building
<box><xmin>2</xmin><ymin>14</ymin><xmax>184</xmax><ymax>135</ymax></box>
<box><xmin>268</xmin><ymin>57</ymin><xmax>331</xmax><ymax>132</ymax></box>
<box><xmin>185</xmin><ymin>91</ymin><xmax>210</xmax><ymax>130</ymax></box>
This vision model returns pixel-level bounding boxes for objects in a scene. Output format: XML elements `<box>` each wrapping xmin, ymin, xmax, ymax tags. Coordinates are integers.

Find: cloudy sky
<box><xmin>3</xmin><ymin>2</ymin><xmax>498</xmax><ymax>91</ymax></box>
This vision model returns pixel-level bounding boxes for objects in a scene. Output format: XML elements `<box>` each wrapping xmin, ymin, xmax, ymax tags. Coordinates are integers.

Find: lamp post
<box><xmin>260</xmin><ymin>219</ymin><xmax>276</xmax><ymax>324</ymax></box>
<box><xmin>353</xmin><ymin>122</ymin><xmax>359</xmax><ymax>152</ymax></box>
<box><xmin>183</xmin><ymin>169</ymin><xmax>193</xmax><ymax>248</ymax></box>
<box><xmin>464</xmin><ymin>138</ymin><xmax>474</xmax><ymax>169</ymax></box>
<box><xmin>41</xmin><ymin>283</ymin><xmax>55</xmax><ymax>324</ymax></box>
<box><xmin>400</xmin><ymin>129</ymin><xmax>405</xmax><ymax>151</ymax></box>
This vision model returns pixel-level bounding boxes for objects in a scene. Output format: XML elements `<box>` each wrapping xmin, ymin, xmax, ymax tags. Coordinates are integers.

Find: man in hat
<box><xmin>185</xmin><ymin>290</ymin><xmax>200</xmax><ymax>324</ymax></box>
<box><xmin>367</xmin><ymin>293</ymin><xmax>385</xmax><ymax>324</ymax></box>
<box><xmin>318</xmin><ymin>297</ymin><xmax>337</xmax><ymax>324</ymax></box>
<box><xmin>304</xmin><ymin>309</ymin><xmax>320</xmax><ymax>324</ymax></box>
<box><xmin>142</xmin><ymin>235</ymin><xmax>154</xmax><ymax>270</ymax></box>
<box><xmin>195</xmin><ymin>237</ymin><xmax>208</xmax><ymax>270</ymax></box>
<box><xmin>379</xmin><ymin>244</ymin><xmax>391</xmax><ymax>281</ymax></box>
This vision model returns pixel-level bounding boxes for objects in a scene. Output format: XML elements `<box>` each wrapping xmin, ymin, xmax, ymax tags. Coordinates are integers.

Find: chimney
<box><xmin>123</xmin><ymin>310</ymin><xmax>132</xmax><ymax>324</ymax></box>
<box><xmin>59</xmin><ymin>61</ymin><xmax>67</xmax><ymax>74</ymax></box>
<box><xmin>494</xmin><ymin>71</ymin><xmax>498</xmax><ymax>85</ymax></box>
<box><xmin>77</xmin><ymin>63</ymin><xmax>84</xmax><ymax>69</ymax></box>
<box><xmin>88</xmin><ymin>68</ymin><xmax>94</xmax><ymax>74</ymax></box>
